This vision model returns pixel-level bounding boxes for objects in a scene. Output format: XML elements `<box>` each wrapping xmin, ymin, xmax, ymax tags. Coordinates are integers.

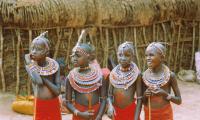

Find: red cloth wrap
<box><xmin>144</xmin><ymin>103</ymin><xmax>173</xmax><ymax>120</ymax></box>
<box><xmin>73</xmin><ymin>102</ymin><xmax>100</xmax><ymax>120</ymax></box>
<box><xmin>34</xmin><ymin>97</ymin><xmax>61</xmax><ymax>120</ymax></box>
<box><xmin>114</xmin><ymin>100</ymin><xmax>139</xmax><ymax>120</ymax></box>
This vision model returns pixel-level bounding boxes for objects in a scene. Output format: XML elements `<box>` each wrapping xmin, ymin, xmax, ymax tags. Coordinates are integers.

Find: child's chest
<box><xmin>41</xmin><ymin>74</ymin><xmax>55</xmax><ymax>83</ymax></box>
<box><xmin>113</xmin><ymin>85</ymin><xmax>136</xmax><ymax>98</ymax></box>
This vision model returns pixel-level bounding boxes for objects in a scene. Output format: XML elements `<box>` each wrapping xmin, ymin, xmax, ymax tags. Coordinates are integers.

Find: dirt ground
<box><xmin>0</xmin><ymin>80</ymin><xmax>199</xmax><ymax>120</ymax></box>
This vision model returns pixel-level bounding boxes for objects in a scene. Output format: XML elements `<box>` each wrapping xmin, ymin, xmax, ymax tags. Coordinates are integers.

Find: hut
<box><xmin>0</xmin><ymin>0</ymin><xmax>200</xmax><ymax>94</ymax></box>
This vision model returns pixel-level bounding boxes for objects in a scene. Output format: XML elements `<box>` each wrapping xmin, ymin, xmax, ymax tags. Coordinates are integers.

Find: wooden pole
<box><xmin>88</xmin><ymin>93</ymin><xmax>93</xmax><ymax>120</ymax></box>
<box><xmin>153</xmin><ymin>24</ymin><xmax>155</xmax><ymax>41</ymax></box>
<box><xmin>112</xmin><ymin>29</ymin><xmax>118</xmax><ymax>53</ymax></box>
<box><xmin>0</xmin><ymin>26</ymin><xmax>6</xmax><ymax>92</ymax></box>
<box><xmin>53</xmin><ymin>27</ymin><xmax>61</xmax><ymax>59</ymax></box>
<box><xmin>65</xmin><ymin>28</ymin><xmax>73</xmax><ymax>65</ymax></box>
<box><xmin>99</xmin><ymin>27</ymin><xmax>104</xmax><ymax>66</ymax></box>
<box><xmin>27</xmin><ymin>29</ymin><xmax>32</xmax><ymax>95</ymax></box>
<box><xmin>142</xmin><ymin>27</ymin><xmax>147</xmax><ymax>71</ymax></box>
<box><xmin>88</xmin><ymin>93</ymin><xmax>92</xmax><ymax>111</ymax></box>
<box><xmin>88</xmin><ymin>30</ymin><xmax>94</xmax><ymax>45</ymax></box>
<box><xmin>92</xmin><ymin>28</ymin><xmax>98</xmax><ymax>58</ymax></box>
<box><xmin>156</xmin><ymin>24</ymin><xmax>159</xmax><ymax>41</ymax></box>
<box><xmin>12</xmin><ymin>30</ymin><xmax>16</xmax><ymax>59</ymax></box>
<box><xmin>161</xmin><ymin>23</ymin><xmax>167</xmax><ymax>44</ymax></box>
<box><xmin>11</xmin><ymin>30</ymin><xmax>16</xmax><ymax>82</ymax></box>
<box><xmin>174</xmin><ymin>23</ymin><xmax>181</xmax><ymax>71</ymax></box>
<box><xmin>198</xmin><ymin>22</ymin><xmax>200</xmax><ymax>51</ymax></box>
<box><xmin>16</xmin><ymin>29</ymin><xmax>21</xmax><ymax>95</ymax></box>
<box><xmin>134</xmin><ymin>27</ymin><xmax>141</xmax><ymax>69</ymax></box>
<box><xmin>124</xmin><ymin>28</ymin><xmax>127</xmax><ymax>40</ymax></box>
<box><xmin>190</xmin><ymin>21</ymin><xmax>196</xmax><ymax>69</ymax></box>
<box><xmin>148</xmin><ymin>96</ymin><xmax>151</xmax><ymax>120</ymax></box>
<box><xmin>168</xmin><ymin>21</ymin><xmax>175</xmax><ymax>68</ymax></box>
<box><xmin>105</xmin><ymin>28</ymin><xmax>109</xmax><ymax>67</ymax></box>
<box><xmin>179</xmin><ymin>25</ymin><xmax>187</xmax><ymax>69</ymax></box>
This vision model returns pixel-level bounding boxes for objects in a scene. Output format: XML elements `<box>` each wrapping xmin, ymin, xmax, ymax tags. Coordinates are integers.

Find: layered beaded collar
<box><xmin>109</xmin><ymin>62</ymin><xmax>140</xmax><ymax>90</ymax></box>
<box><xmin>27</xmin><ymin>57</ymin><xmax>59</xmax><ymax>76</ymax></box>
<box><xmin>68</xmin><ymin>64</ymin><xmax>102</xmax><ymax>93</ymax></box>
<box><xmin>143</xmin><ymin>64</ymin><xmax>170</xmax><ymax>89</ymax></box>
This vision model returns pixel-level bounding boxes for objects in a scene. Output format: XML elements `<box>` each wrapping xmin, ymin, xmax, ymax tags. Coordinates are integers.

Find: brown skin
<box><xmin>143</xmin><ymin>47</ymin><xmax>182</xmax><ymax>109</ymax></box>
<box><xmin>107</xmin><ymin>49</ymin><xmax>142</xmax><ymax>120</ymax></box>
<box><xmin>65</xmin><ymin>50</ymin><xmax>107</xmax><ymax>120</ymax></box>
<box><xmin>25</xmin><ymin>40</ymin><xmax>61</xmax><ymax>100</ymax></box>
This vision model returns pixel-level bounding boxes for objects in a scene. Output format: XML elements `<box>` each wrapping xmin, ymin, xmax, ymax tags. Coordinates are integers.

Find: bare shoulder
<box><xmin>170</xmin><ymin>71</ymin><xmax>176</xmax><ymax>80</ymax></box>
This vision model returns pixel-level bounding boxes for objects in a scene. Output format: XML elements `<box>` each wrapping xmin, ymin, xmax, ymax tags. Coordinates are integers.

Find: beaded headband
<box><xmin>72</xmin><ymin>29</ymin><xmax>90</xmax><ymax>56</ymax></box>
<box><xmin>74</xmin><ymin>46</ymin><xmax>90</xmax><ymax>56</ymax></box>
<box><xmin>148</xmin><ymin>42</ymin><xmax>165</xmax><ymax>57</ymax></box>
<box><xmin>118</xmin><ymin>41</ymin><xmax>135</xmax><ymax>55</ymax></box>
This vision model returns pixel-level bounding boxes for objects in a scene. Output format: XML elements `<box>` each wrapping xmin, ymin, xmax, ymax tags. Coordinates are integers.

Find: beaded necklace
<box><xmin>68</xmin><ymin>64</ymin><xmax>102</xmax><ymax>93</ymax></box>
<box><xmin>27</xmin><ymin>57</ymin><xmax>59</xmax><ymax>76</ymax></box>
<box><xmin>109</xmin><ymin>62</ymin><xmax>140</xmax><ymax>90</ymax></box>
<box><xmin>143</xmin><ymin>64</ymin><xmax>170</xmax><ymax>89</ymax></box>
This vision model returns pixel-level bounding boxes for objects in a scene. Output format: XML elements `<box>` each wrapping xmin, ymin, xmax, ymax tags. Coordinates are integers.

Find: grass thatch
<box><xmin>0</xmin><ymin>0</ymin><xmax>199</xmax><ymax>28</ymax></box>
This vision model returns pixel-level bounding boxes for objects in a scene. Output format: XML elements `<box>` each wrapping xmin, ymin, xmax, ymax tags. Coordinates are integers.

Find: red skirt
<box><xmin>34</xmin><ymin>97</ymin><xmax>61</xmax><ymax>120</ymax></box>
<box><xmin>144</xmin><ymin>103</ymin><xmax>173</xmax><ymax>120</ymax></box>
<box><xmin>114</xmin><ymin>101</ymin><xmax>138</xmax><ymax>120</ymax></box>
<box><xmin>73</xmin><ymin>102</ymin><xmax>100</xmax><ymax>120</ymax></box>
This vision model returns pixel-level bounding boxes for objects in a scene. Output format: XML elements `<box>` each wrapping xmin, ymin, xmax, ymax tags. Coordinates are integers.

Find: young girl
<box><xmin>107</xmin><ymin>41</ymin><xmax>142</xmax><ymax>120</ymax></box>
<box><xmin>143</xmin><ymin>42</ymin><xmax>182</xmax><ymax>120</ymax></box>
<box><xmin>25</xmin><ymin>32</ymin><xmax>61</xmax><ymax>120</ymax></box>
<box><xmin>65</xmin><ymin>40</ymin><xmax>107</xmax><ymax>120</ymax></box>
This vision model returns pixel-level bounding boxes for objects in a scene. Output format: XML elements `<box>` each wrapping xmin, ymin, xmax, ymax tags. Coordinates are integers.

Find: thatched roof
<box><xmin>0</xmin><ymin>0</ymin><xmax>199</xmax><ymax>28</ymax></box>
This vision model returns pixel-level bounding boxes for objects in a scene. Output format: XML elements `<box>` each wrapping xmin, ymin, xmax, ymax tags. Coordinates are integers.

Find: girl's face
<box><xmin>145</xmin><ymin>47</ymin><xmax>162</xmax><ymax>69</ymax></box>
<box><xmin>117</xmin><ymin>48</ymin><xmax>133</xmax><ymax>68</ymax></box>
<box><xmin>71</xmin><ymin>51</ymin><xmax>89</xmax><ymax>68</ymax></box>
<box><xmin>30</xmin><ymin>41</ymin><xmax>47</xmax><ymax>61</ymax></box>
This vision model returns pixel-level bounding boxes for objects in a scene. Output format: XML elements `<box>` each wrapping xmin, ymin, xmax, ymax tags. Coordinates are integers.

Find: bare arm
<box><xmin>25</xmin><ymin>54</ymin><xmax>43</xmax><ymax>85</ymax></box>
<box><xmin>107</xmin><ymin>81</ymin><xmax>116</xmax><ymax>119</ymax></box>
<box><xmin>169</xmin><ymin>72</ymin><xmax>182</xmax><ymax>105</ymax></box>
<box><xmin>65</xmin><ymin>78</ymin><xmax>94</xmax><ymax>119</ymax></box>
<box><xmin>43</xmin><ymin>67</ymin><xmax>61</xmax><ymax>96</ymax></box>
<box><xmin>95</xmin><ymin>79</ymin><xmax>107</xmax><ymax>120</ymax></box>
<box><xmin>65</xmin><ymin>78</ymin><xmax>77</xmax><ymax>113</ymax></box>
<box><xmin>107</xmin><ymin>82</ymin><xmax>114</xmax><ymax>106</ymax></box>
<box><xmin>134</xmin><ymin>74</ymin><xmax>142</xmax><ymax>120</ymax></box>
<box><xmin>25</xmin><ymin>65</ymin><xmax>43</xmax><ymax>85</ymax></box>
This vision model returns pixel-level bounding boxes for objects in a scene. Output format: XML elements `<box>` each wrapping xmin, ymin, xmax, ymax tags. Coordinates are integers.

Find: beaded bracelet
<box><xmin>137</xmin><ymin>96</ymin><xmax>143</xmax><ymax>100</ymax></box>
<box><xmin>166</xmin><ymin>94</ymin><xmax>172</xmax><ymax>100</ymax></box>
<box><xmin>73</xmin><ymin>109</ymin><xmax>79</xmax><ymax>116</ymax></box>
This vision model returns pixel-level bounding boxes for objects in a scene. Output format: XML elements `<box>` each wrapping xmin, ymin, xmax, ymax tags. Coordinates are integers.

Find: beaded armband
<box><xmin>63</xmin><ymin>99</ymin><xmax>73</xmax><ymax>103</ymax></box>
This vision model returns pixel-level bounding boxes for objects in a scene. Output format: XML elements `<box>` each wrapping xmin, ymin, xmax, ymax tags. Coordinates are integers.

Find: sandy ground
<box><xmin>0</xmin><ymin>80</ymin><xmax>200</xmax><ymax>120</ymax></box>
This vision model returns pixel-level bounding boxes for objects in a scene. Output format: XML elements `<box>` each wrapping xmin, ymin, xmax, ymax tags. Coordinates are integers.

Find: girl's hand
<box><xmin>79</xmin><ymin>110</ymin><xmax>94</xmax><ymax>119</ymax></box>
<box><xmin>151</xmin><ymin>88</ymin><xmax>168</xmax><ymax>97</ymax></box>
<box><xmin>107</xmin><ymin>104</ymin><xmax>116</xmax><ymax>119</ymax></box>
<box><xmin>144</xmin><ymin>88</ymin><xmax>152</xmax><ymax>97</ymax></box>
